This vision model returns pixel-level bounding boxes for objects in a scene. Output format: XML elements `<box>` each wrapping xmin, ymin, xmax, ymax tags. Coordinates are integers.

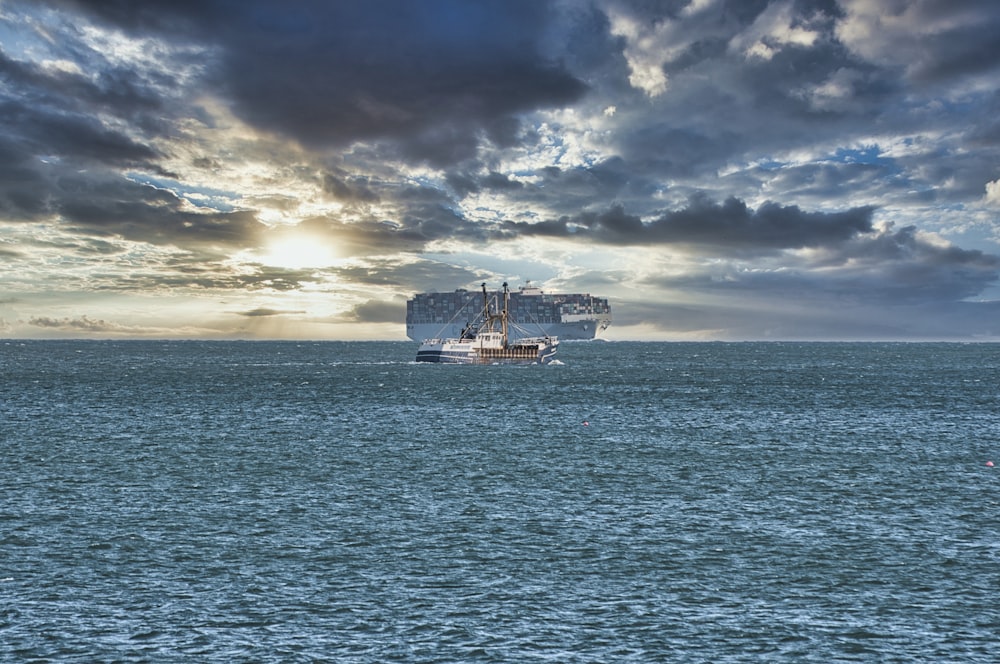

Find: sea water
<box><xmin>2</xmin><ymin>340</ymin><xmax>999</xmax><ymax>662</ymax></box>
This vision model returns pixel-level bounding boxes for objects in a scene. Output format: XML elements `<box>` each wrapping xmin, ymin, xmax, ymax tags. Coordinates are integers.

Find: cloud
<box><xmin>836</xmin><ymin>0</ymin><xmax>1000</xmax><ymax>85</ymax></box>
<box><xmin>330</xmin><ymin>258</ymin><xmax>483</xmax><ymax>293</ymax></box>
<box><xmin>504</xmin><ymin>195</ymin><xmax>875</xmax><ymax>253</ymax></box>
<box><xmin>48</xmin><ymin>0</ymin><xmax>586</xmax><ymax>161</ymax></box>
<box><xmin>29</xmin><ymin>315</ymin><xmax>115</xmax><ymax>331</ymax></box>
<box><xmin>74</xmin><ymin>259</ymin><xmax>323</xmax><ymax>294</ymax></box>
<box><xmin>730</xmin><ymin>0</ymin><xmax>821</xmax><ymax>61</ymax></box>
<box><xmin>643</xmin><ymin>223</ymin><xmax>1000</xmax><ymax>306</ymax></box>
<box><xmin>235</xmin><ymin>308</ymin><xmax>306</xmax><ymax>318</ymax></box>
<box><xmin>54</xmin><ymin>178</ymin><xmax>265</xmax><ymax>251</ymax></box>
<box><xmin>25</xmin><ymin>314</ymin><xmax>205</xmax><ymax>336</ymax></box>
<box><xmin>2</xmin><ymin>0</ymin><xmax>1000</xmax><ymax>340</ymax></box>
<box><xmin>613</xmin><ymin>297</ymin><xmax>1000</xmax><ymax>340</ymax></box>
<box><xmin>0</xmin><ymin>22</ymin><xmax>265</xmax><ymax>255</ymax></box>
<box><xmin>289</xmin><ymin>178</ymin><xmax>504</xmax><ymax>256</ymax></box>
<box><xmin>606</xmin><ymin>7</ymin><xmax>673</xmax><ymax>96</ymax></box>
<box><xmin>0</xmin><ymin>244</ymin><xmax>24</xmax><ymax>259</ymax></box>
<box><xmin>985</xmin><ymin>179</ymin><xmax>1000</xmax><ymax>206</ymax></box>
<box><xmin>0</xmin><ymin>44</ymin><xmax>170</xmax><ymax>167</ymax></box>
<box><xmin>342</xmin><ymin>297</ymin><xmax>408</xmax><ymax>324</ymax></box>
<box><xmin>322</xmin><ymin>171</ymin><xmax>380</xmax><ymax>205</ymax></box>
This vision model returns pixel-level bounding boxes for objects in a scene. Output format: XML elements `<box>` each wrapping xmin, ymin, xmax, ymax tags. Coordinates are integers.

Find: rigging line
<box><xmin>429</xmin><ymin>289</ymin><xmax>483</xmax><ymax>339</ymax></box>
<box><xmin>511</xmin><ymin>297</ymin><xmax>548</xmax><ymax>338</ymax></box>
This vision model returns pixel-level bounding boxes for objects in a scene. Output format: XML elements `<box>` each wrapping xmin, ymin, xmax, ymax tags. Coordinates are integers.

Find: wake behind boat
<box><xmin>415</xmin><ymin>283</ymin><xmax>559</xmax><ymax>364</ymax></box>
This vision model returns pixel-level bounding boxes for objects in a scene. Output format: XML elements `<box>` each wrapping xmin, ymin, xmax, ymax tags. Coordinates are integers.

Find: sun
<box><xmin>260</xmin><ymin>234</ymin><xmax>339</xmax><ymax>269</ymax></box>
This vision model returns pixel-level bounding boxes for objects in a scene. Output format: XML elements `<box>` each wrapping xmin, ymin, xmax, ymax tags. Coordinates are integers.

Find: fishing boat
<box><xmin>415</xmin><ymin>283</ymin><xmax>559</xmax><ymax>364</ymax></box>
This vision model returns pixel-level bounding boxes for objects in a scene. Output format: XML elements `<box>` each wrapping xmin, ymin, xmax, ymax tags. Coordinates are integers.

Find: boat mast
<box><xmin>480</xmin><ymin>282</ymin><xmax>511</xmax><ymax>347</ymax></box>
<box><xmin>502</xmin><ymin>282</ymin><xmax>509</xmax><ymax>347</ymax></box>
<box><xmin>481</xmin><ymin>282</ymin><xmax>493</xmax><ymax>331</ymax></box>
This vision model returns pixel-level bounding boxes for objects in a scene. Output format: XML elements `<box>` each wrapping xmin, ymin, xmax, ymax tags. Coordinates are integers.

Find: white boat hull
<box><xmin>416</xmin><ymin>336</ymin><xmax>559</xmax><ymax>365</ymax></box>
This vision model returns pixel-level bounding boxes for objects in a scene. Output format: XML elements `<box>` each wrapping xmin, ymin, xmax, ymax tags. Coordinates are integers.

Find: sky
<box><xmin>2</xmin><ymin>0</ymin><xmax>1000</xmax><ymax>341</ymax></box>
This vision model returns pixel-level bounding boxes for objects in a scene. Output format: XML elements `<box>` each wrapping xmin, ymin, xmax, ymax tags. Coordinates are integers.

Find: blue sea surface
<box><xmin>2</xmin><ymin>340</ymin><xmax>1000</xmax><ymax>661</ymax></box>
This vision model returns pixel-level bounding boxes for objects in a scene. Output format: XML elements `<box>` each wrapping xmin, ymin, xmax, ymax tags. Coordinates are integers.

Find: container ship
<box><xmin>406</xmin><ymin>282</ymin><xmax>611</xmax><ymax>342</ymax></box>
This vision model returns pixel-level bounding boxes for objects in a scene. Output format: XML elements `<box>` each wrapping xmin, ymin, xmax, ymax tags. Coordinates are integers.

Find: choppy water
<box><xmin>3</xmin><ymin>340</ymin><xmax>1000</xmax><ymax>662</ymax></box>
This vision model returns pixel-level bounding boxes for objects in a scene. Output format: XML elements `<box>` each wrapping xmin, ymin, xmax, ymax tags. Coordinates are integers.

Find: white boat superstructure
<box><xmin>415</xmin><ymin>283</ymin><xmax>559</xmax><ymax>364</ymax></box>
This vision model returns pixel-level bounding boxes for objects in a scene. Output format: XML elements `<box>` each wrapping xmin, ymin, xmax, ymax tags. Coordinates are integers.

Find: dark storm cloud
<box><xmin>646</xmin><ymin>196</ymin><xmax>874</xmax><ymax>250</ymax></box>
<box><xmin>0</xmin><ymin>48</ymin><xmax>166</xmax><ymax>167</ymax></box>
<box><xmin>854</xmin><ymin>0</ymin><xmax>1000</xmax><ymax>87</ymax></box>
<box><xmin>216</xmin><ymin>2</ymin><xmax>587</xmax><ymax>153</ymax></box>
<box><xmin>831</xmin><ymin>225</ymin><xmax>1000</xmax><ymax>303</ymax></box>
<box><xmin>48</xmin><ymin>0</ymin><xmax>587</xmax><ymax>158</ymax></box>
<box><xmin>0</xmin><ymin>143</ymin><xmax>265</xmax><ymax>253</ymax></box>
<box><xmin>646</xmin><ymin>223</ymin><xmax>1000</xmax><ymax>305</ymax></box>
<box><xmin>17</xmin><ymin>107</ymin><xmax>160</xmax><ymax>166</ymax></box>
<box><xmin>0</xmin><ymin>42</ymin><xmax>166</xmax><ymax>116</ymax></box>
<box><xmin>586</xmin><ymin>0</ymin><xmax>1000</xmax><ymax>208</ymax></box>
<box><xmin>56</xmin><ymin>177</ymin><xmax>264</xmax><ymax>249</ymax></box>
<box><xmin>441</xmin><ymin>156</ymin><xmax>662</xmax><ymax>224</ymax></box>
<box><xmin>445</xmin><ymin>170</ymin><xmax>525</xmax><ymax>199</ymax></box>
<box><xmin>504</xmin><ymin>195</ymin><xmax>874</xmax><ymax>253</ymax></box>
<box><xmin>0</xmin><ymin>137</ymin><xmax>50</xmax><ymax>221</ymax></box>
<box><xmin>744</xmin><ymin>161</ymin><xmax>899</xmax><ymax>205</ymax></box>
<box><xmin>0</xmin><ymin>35</ymin><xmax>186</xmax><ymax>238</ymax></box>
<box><xmin>908</xmin><ymin>25</ymin><xmax>1000</xmax><ymax>85</ymax></box>
<box><xmin>322</xmin><ymin>171</ymin><xmax>379</xmax><ymax>205</ymax></box>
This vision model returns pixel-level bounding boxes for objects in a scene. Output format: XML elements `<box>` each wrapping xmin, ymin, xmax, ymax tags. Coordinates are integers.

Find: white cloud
<box><xmin>606</xmin><ymin>8</ymin><xmax>677</xmax><ymax>97</ymax></box>
<box><xmin>731</xmin><ymin>0</ymin><xmax>821</xmax><ymax>60</ymax></box>
<box><xmin>985</xmin><ymin>179</ymin><xmax>1000</xmax><ymax>206</ymax></box>
<box><xmin>604</xmin><ymin>0</ymin><xmax>744</xmax><ymax>95</ymax></box>
<box><xmin>40</xmin><ymin>58</ymin><xmax>82</xmax><ymax>75</ymax></box>
<box><xmin>681</xmin><ymin>0</ymin><xmax>718</xmax><ymax>18</ymax></box>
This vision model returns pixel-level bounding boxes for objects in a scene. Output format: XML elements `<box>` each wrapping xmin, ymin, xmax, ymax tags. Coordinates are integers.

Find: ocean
<box><xmin>2</xmin><ymin>340</ymin><xmax>999</xmax><ymax>662</ymax></box>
